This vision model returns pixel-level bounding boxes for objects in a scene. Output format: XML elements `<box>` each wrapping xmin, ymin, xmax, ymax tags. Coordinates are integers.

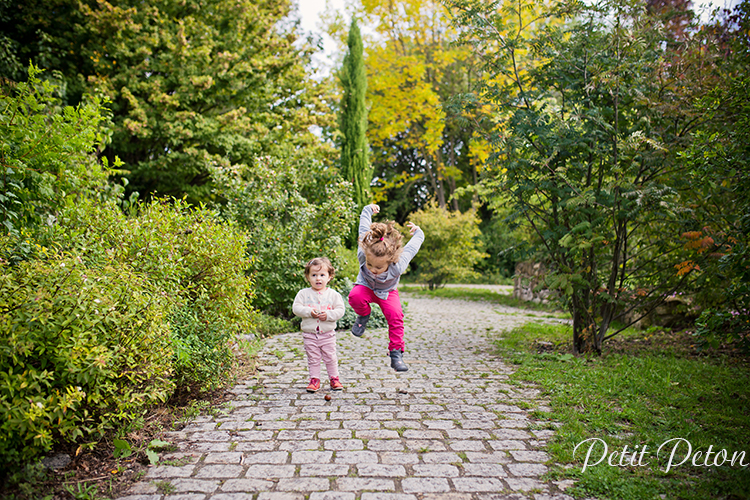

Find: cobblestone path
<box><xmin>116</xmin><ymin>292</ymin><xmax>577</xmax><ymax>500</ymax></box>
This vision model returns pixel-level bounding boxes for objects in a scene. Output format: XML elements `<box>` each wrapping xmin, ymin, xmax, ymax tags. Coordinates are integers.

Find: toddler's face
<box><xmin>365</xmin><ymin>253</ymin><xmax>390</xmax><ymax>276</ymax></box>
<box><xmin>307</xmin><ymin>265</ymin><xmax>331</xmax><ymax>291</ymax></box>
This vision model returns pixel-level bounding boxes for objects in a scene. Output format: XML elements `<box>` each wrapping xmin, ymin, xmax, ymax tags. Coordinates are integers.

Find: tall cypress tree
<box><xmin>339</xmin><ymin>18</ymin><xmax>371</xmax><ymax>214</ymax></box>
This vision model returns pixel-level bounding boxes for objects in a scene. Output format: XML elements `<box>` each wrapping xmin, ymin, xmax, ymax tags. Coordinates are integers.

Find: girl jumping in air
<box><xmin>348</xmin><ymin>204</ymin><xmax>424</xmax><ymax>372</ymax></box>
<box><xmin>293</xmin><ymin>257</ymin><xmax>346</xmax><ymax>392</ymax></box>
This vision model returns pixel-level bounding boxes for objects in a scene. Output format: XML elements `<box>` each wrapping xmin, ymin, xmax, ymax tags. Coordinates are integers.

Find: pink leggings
<box><xmin>302</xmin><ymin>330</ymin><xmax>339</xmax><ymax>379</ymax></box>
<box><xmin>348</xmin><ymin>285</ymin><xmax>405</xmax><ymax>352</ymax></box>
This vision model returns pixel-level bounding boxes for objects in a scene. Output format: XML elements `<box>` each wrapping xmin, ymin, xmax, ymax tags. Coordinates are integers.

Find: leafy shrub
<box><xmin>213</xmin><ymin>155</ymin><xmax>354</xmax><ymax>317</ymax></box>
<box><xmin>0</xmin><ymin>253</ymin><xmax>173</xmax><ymax>468</ymax></box>
<box><xmin>0</xmin><ymin>65</ymin><xmax>117</xmax><ymax>241</ymax></box>
<box><xmin>407</xmin><ymin>201</ymin><xmax>488</xmax><ymax>289</ymax></box>
<box><xmin>40</xmin><ymin>197</ymin><xmax>256</xmax><ymax>391</ymax></box>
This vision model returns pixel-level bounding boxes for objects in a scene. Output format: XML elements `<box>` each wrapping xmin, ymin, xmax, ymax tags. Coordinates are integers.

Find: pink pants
<box><xmin>302</xmin><ymin>330</ymin><xmax>339</xmax><ymax>379</ymax></box>
<box><xmin>348</xmin><ymin>285</ymin><xmax>405</xmax><ymax>352</ymax></box>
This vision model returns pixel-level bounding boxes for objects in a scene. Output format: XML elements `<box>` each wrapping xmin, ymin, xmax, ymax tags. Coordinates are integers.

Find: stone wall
<box><xmin>513</xmin><ymin>261</ymin><xmax>552</xmax><ymax>304</ymax></box>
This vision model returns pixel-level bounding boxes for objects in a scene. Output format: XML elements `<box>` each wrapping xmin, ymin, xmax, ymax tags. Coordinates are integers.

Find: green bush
<box><xmin>0</xmin><ymin>252</ymin><xmax>173</xmax><ymax>468</ymax></box>
<box><xmin>213</xmin><ymin>156</ymin><xmax>354</xmax><ymax>317</ymax></box>
<box><xmin>41</xmin><ymin>197</ymin><xmax>256</xmax><ymax>391</ymax></box>
<box><xmin>0</xmin><ymin>65</ymin><xmax>117</xmax><ymax>242</ymax></box>
<box><xmin>407</xmin><ymin>201</ymin><xmax>488</xmax><ymax>289</ymax></box>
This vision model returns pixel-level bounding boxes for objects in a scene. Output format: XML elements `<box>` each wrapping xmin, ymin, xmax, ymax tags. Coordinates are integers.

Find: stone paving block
<box><xmin>116</xmin><ymin>496</ymin><xmax>161</xmax><ymax>500</ymax></box>
<box><xmin>366</xmin><ymin>440</ymin><xmax>405</xmax><ymax>451</ymax></box>
<box><xmin>257</xmin><ymin>493</ymin><xmax>305</xmax><ymax>500</ymax></box>
<box><xmin>448</xmin><ymin>440</ymin><xmax>487</xmax><ymax>451</ymax></box>
<box><xmin>278</xmin><ymin>440</ymin><xmax>320</xmax><ymax>451</ymax></box>
<box><xmin>277</xmin><ymin>477</ymin><xmax>331</xmax><ymax>491</ymax></box>
<box><xmin>236</xmin><ymin>442</ymin><xmax>277</xmax><ymax>452</ymax></box>
<box><xmin>356</xmin><ymin>429</ymin><xmax>400</xmax><ymax>439</ymax></box>
<box><xmin>204</xmin><ymin>452</ymin><xmax>243</xmax><ymax>464</ymax></box>
<box><xmin>405</xmin><ymin>440</ymin><xmax>447</xmax><ymax>452</ymax></box>
<box><xmin>412</xmin><ymin>464</ymin><xmax>460</xmax><ymax>477</ymax></box>
<box><xmin>164</xmin><ymin>494</ymin><xmax>206</xmax><ymax>500</ymax></box>
<box><xmin>277</xmin><ymin>430</ymin><xmax>316</xmax><ymax>440</ymax></box>
<box><xmin>488</xmin><ymin>440</ymin><xmax>527</xmax><ymax>450</ymax></box>
<box><xmin>356</xmin><ymin>464</ymin><xmax>407</xmax><ymax>477</ymax></box>
<box><xmin>423</xmin><ymin>420</ymin><xmax>455</xmax><ymax>430</ymax></box>
<box><xmin>505</xmin><ymin>477</ymin><xmax>548</xmax><ymax>492</ymax></box>
<box><xmin>334</xmin><ymin>450</ymin><xmax>379</xmax><ymax>464</ymax></box>
<box><xmin>361</xmin><ymin>494</ymin><xmax>417</xmax><ymax>500</ymax></box>
<box><xmin>396</xmin><ymin>411</ymin><xmax>422</xmax><ymax>419</ymax></box>
<box><xmin>170</xmin><ymin>478</ymin><xmax>219</xmax><ymax>493</ymax></box>
<box><xmin>402</xmin><ymin>477</ymin><xmax>451</xmax><ymax>493</ymax></box>
<box><xmin>194</xmin><ymin>464</ymin><xmax>244</xmax><ymax>479</ymax></box>
<box><xmin>245</xmin><ymin>464</ymin><xmax>296</xmax><ymax>478</ymax></box>
<box><xmin>422</xmin><ymin>494</ymin><xmax>474</xmax><ymax>500</ymax></box>
<box><xmin>380</xmin><ymin>452</ymin><xmax>419</xmax><ymax>464</ymax></box>
<box><xmin>510</xmin><ymin>450</ymin><xmax>550</xmax><ymax>462</ymax></box>
<box><xmin>403</xmin><ymin>430</ymin><xmax>443</xmax><ymax>439</ymax></box>
<box><xmin>291</xmin><ymin>450</ymin><xmax>333</xmax><ymax>463</ymax></box>
<box><xmin>462</xmin><ymin>463</ymin><xmax>508</xmax><ymax>476</ymax></box>
<box><xmin>383</xmin><ymin>420</ymin><xmax>421</xmax><ymax>430</ymax></box>
<box><xmin>125</xmin><ymin>482</ymin><xmax>158</xmax><ymax>495</ymax></box>
<box><xmin>323</xmin><ymin>439</ymin><xmax>364</xmax><ymax>451</ymax></box>
<box><xmin>452</xmin><ymin>477</ymin><xmax>507</xmax><ymax>492</ymax></box>
<box><xmin>299</xmin><ymin>464</ymin><xmax>350</xmax><ymax>476</ymax></box>
<box><xmin>299</xmin><ymin>421</ymin><xmax>342</xmax><ymax>430</ymax></box>
<box><xmin>309</xmin><ymin>492</ymin><xmax>356</xmax><ymax>500</ymax></box>
<box><xmin>446</xmin><ymin>430</ymin><xmax>491</xmax><ymax>439</ymax></box>
<box><xmin>318</xmin><ymin>429</ymin><xmax>354</xmax><ymax>439</ymax></box>
<box><xmin>146</xmin><ymin>465</ymin><xmax>196</xmax><ymax>478</ymax></box>
<box><xmin>507</xmin><ymin>463</ymin><xmax>548</xmax><ymax>477</ymax></box>
<box><xmin>244</xmin><ymin>451</ymin><xmax>289</xmax><ymax>464</ymax></box>
<box><xmin>533</xmin><ymin>494</ymin><xmax>575</xmax><ymax>500</ymax></box>
<box><xmin>459</xmin><ymin>420</ymin><xmax>495</xmax><ymax>429</ymax></box>
<box><xmin>221</xmin><ymin>478</ymin><xmax>274</xmax><ymax>491</ymax></box>
<box><xmin>335</xmin><ymin>477</ymin><xmax>396</xmax><ymax>491</ymax></box>
<box><xmin>343</xmin><ymin>420</ymin><xmax>381</xmax><ymax>430</ymax></box>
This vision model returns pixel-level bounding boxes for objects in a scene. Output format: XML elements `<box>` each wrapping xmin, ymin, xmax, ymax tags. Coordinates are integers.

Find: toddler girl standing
<box><xmin>293</xmin><ymin>257</ymin><xmax>346</xmax><ymax>392</ymax></box>
<box><xmin>348</xmin><ymin>204</ymin><xmax>424</xmax><ymax>372</ymax></box>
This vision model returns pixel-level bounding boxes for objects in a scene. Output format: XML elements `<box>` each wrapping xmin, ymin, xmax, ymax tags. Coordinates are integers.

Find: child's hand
<box><xmin>368</xmin><ymin>204</ymin><xmax>380</xmax><ymax>214</ymax></box>
<box><xmin>311</xmin><ymin>309</ymin><xmax>319</xmax><ymax>318</ymax></box>
<box><xmin>406</xmin><ymin>222</ymin><xmax>420</xmax><ymax>235</ymax></box>
<box><xmin>317</xmin><ymin>311</ymin><xmax>328</xmax><ymax>321</ymax></box>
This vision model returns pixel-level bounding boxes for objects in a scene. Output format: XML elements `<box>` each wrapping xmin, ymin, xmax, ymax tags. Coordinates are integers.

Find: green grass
<box><xmin>495</xmin><ymin>322</ymin><xmax>750</xmax><ymax>500</ymax></box>
<box><xmin>400</xmin><ymin>285</ymin><xmax>562</xmax><ymax>313</ymax></box>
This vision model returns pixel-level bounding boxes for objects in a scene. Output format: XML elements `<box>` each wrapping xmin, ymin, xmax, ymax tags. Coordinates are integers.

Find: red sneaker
<box><xmin>330</xmin><ymin>377</ymin><xmax>344</xmax><ymax>391</ymax></box>
<box><xmin>306</xmin><ymin>378</ymin><xmax>321</xmax><ymax>393</ymax></box>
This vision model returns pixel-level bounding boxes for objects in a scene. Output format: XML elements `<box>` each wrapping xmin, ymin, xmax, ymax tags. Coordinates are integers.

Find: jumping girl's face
<box><xmin>365</xmin><ymin>253</ymin><xmax>390</xmax><ymax>276</ymax></box>
<box><xmin>307</xmin><ymin>265</ymin><xmax>331</xmax><ymax>292</ymax></box>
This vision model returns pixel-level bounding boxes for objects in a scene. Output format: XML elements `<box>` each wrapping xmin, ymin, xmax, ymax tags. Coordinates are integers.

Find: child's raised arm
<box><xmin>395</xmin><ymin>223</ymin><xmax>424</xmax><ymax>275</ymax></box>
<box><xmin>358</xmin><ymin>204</ymin><xmax>380</xmax><ymax>238</ymax></box>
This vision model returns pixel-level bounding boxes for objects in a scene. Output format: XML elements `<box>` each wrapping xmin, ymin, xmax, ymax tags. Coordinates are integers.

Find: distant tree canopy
<box><xmin>1</xmin><ymin>0</ymin><xmax>336</xmax><ymax>204</ymax></box>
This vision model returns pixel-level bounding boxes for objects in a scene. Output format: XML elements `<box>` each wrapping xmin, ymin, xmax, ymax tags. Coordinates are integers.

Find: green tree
<box><xmin>408</xmin><ymin>201</ymin><xmax>487</xmax><ymax>289</ymax></box>
<box><xmin>449</xmin><ymin>0</ymin><xmax>704</xmax><ymax>353</ymax></box>
<box><xmin>1</xmin><ymin>0</ymin><xmax>335</xmax><ymax>204</ymax></box>
<box><xmin>340</xmin><ymin>18</ymin><xmax>372</xmax><ymax>211</ymax></box>
<box><xmin>0</xmin><ymin>64</ymin><xmax>118</xmax><ymax>243</ymax></box>
<box><xmin>683</xmin><ymin>1</ymin><xmax>750</xmax><ymax>349</ymax></box>
<box><xmin>354</xmin><ymin>0</ymin><xmax>484</xmax><ymax>220</ymax></box>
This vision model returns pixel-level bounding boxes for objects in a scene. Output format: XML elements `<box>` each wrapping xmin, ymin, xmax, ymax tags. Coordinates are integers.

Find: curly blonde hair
<box><xmin>359</xmin><ymin>222</ymin><xmax>404</xmax><ymax>264</ymax></box>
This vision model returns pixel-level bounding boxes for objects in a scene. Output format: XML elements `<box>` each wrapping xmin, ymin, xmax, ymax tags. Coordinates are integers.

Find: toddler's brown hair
<box><xmin>305</xmin><ymin>257</ymin><xmax>335</xmax><ymax>278</ymax></box>
<box><xmin>360</xmin><ymin>222</ymin><xmax>404</xmax><ymax>264</ymax></box>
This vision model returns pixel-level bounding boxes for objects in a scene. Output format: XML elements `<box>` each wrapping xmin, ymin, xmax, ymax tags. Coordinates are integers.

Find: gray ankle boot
<box><xmin>352</xmin><ymin>314</ymin><xmax>370</xmax><ymax>337</ymax></box>
<box><xmin>389</xmin><ymin>350</ymin><xmax>409</xmax><ymax>372</ymax></box>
